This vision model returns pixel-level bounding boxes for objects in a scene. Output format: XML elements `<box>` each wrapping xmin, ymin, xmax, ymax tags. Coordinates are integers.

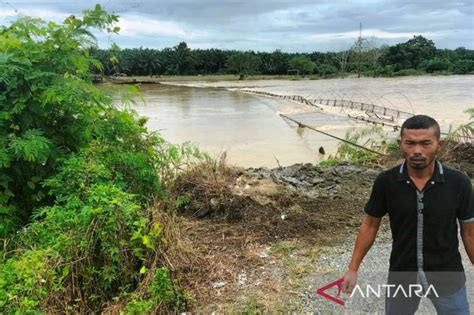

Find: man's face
<box><xmin>398</xmin><ymin>127</ymin><xmax>443</xmax><ymax>170</ymax></box>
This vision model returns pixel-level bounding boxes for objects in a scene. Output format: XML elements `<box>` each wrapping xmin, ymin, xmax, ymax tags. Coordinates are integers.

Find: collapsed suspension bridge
<box><xmin>240</xmin><ymin>89</ymin><xmax>414</xmax><ymax>129</ymax></box>
<box><xmin>237</xmin><ymin>89</ymin><xmax>471</xmax><ymax>154</ymax></box>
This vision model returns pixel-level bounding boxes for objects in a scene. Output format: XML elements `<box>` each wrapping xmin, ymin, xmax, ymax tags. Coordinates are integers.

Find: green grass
<box><xmin>270</xmin><ymin>241</ymin><xmax>298</xmax><ymax>256</ymax></box>
<box><xmin>288</xmin><ymin>204</ymin><xmax>304</xmax><ymax>215</ymax></box>
<box><xmin>319</xmin><ymin>158</ymin><xmax>340</xmax><ymax>167</ymax></box>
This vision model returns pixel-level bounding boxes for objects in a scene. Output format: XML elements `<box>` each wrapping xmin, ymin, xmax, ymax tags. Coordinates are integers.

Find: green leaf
<box><xmin>0</xmin><ymin>148</ymin><xmax>10</xmax><ymax>168</ymax></box>
<box><xmin>8</xmin><ymin>129</ymin><xmax>51</xmax><ymax>162</ymax></box>
<box><xmin>142</xmin><ymin>235</ymin><xmax>154</xmax><ymax>249</ymax></box>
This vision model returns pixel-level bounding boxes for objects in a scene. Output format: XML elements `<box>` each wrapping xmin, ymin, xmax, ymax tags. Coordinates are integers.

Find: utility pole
<box><xmin>357</xmin><ymin>22</ymin><xmax>362</xmax><ymax>78</ymax></box>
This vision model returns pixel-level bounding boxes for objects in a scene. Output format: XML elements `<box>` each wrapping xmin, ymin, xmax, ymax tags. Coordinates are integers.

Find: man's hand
<box><xmin>342</xmin><ymin>215</ymin><xmax>380</xmax><ymax>294</ymax></box>
<box><xmin>343</xmin><ymin>270</ymin><xmax>357</xmax><ymax>294</ymax></box>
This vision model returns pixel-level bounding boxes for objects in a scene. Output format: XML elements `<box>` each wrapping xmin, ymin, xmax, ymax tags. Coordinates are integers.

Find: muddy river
<box><xmin>131</xmin><ymin>75</ymin><xmax>473</xmax><ymax>167</ymax></box>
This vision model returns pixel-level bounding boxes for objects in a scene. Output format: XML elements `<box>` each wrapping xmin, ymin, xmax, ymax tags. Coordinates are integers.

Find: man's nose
<box><xmin>413</xmin><ymin>144</ymin><xmax>423</xmax><ymax>154</ymax></box>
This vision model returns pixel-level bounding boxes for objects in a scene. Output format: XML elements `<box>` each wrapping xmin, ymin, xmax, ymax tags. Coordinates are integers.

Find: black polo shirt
<box><xmin>365</xmin><ymin>160</ymin><xmax>474</xmax><ymax>294</ymax></box>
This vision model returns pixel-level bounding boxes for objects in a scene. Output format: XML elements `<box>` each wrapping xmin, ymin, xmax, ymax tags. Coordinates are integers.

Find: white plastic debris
<box><xmin>258</xmin><ymin>247</ymin><xmax>270</xmax><ymax>258</ymax></box>
<box><xmin>238</xmin><ymin>272</ymin><xmax>247</xmax><ymax>285</ymax></box>
<box><xmin>211</xmin><ymin>281</ymin><xmax>226</xmax><ymax>289</ymax></box>
<box><xmin>210</xmin><ymin>198</ymin><xmax>218</xmax><ymax>207</ymax></box>
<box><xmin>281</xmin><ymin>214</ymin><xmax>288</xmax><ymax>220</ymax></box>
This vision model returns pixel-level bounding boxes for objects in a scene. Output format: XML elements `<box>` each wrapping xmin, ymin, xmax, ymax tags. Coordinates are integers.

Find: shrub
<box><xmin>0</xmin><ymin>5</ymin><xmax>200</xmax><ymax>313</ymax></box>
<box><xmin>450</xmin><ymin>59</ymin><xmax>474</xmax><ymax>74</ymax></box>
<box><xmin>393</xmin><ymin>68</ymin><xmax>422</xmax><ymax>76</ymax></box>
<box><xmin>424</xmin><ymin>58</ymin><xmax>451</xmax><ymax>73</ymax></box>
<box><xmin>317</xmin><ymin>64</ymin><xmax>338</xmax><ymax>77</ymax></box>
<box><xmin>336</xmin><ymin>126</ymin><xmax>388</xmax><ymax>165</ymax></box>
<box><xmin>288</xmin><ymin>55</ymin><xmax>316</xmax><ymax>75</ymax></box>
<box><xmin>0</xmin><ymin>6</ymin><xmax>121</xmax><ymax>235</ymax></box>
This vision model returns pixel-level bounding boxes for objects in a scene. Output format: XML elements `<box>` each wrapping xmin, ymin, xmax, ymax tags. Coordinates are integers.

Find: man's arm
<box><xmin>342</xmin><ymin>214</ymin><xmax>382</xmax><ymax>293</ymax></box>
<box><xmin>461</xmin><ymin>222</ymin><xmax>474</xmax><ymax>265</ymax></box>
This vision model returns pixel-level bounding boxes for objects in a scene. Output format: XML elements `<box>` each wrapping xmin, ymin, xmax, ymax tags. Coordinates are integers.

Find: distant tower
<box><xmin>357</xmin><ymin>22</ymin><xmax>363</xmax><ymax>78</ymax></box>
<box><xmin>357</xmin><ymin>22</ymin><xmax>362</xmax><ymax>78</ymax></box>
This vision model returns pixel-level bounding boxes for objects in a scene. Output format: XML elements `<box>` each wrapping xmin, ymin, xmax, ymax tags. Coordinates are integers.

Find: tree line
<box><xmin>91</xmin><ymin>36</ymin><xmax>474</xmax><ymax>78</ymax></box>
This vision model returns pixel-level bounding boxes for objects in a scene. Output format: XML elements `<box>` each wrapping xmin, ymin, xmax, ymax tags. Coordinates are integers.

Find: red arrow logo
<box><xmin>316</xmin><ymin>277</ymin><xmax>345</xmax><ymax>306</ymax></box>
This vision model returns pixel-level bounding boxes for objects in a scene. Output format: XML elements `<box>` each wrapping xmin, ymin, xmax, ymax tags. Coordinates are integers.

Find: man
<box><xmin>343</xmin><ymin>115</ymin><xmax>474</xmax><ymax>314</ymax></box>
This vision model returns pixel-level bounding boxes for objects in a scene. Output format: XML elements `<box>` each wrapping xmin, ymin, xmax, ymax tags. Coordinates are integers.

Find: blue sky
<box><xmin>1</xmin><ymin>0</ymin><xmax>473</xmax><ymax>52</ymax></box>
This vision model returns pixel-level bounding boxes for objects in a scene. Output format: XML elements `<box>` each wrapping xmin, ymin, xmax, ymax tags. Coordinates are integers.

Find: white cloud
<box><xmin>0</xmin><ymin>8</ymin><xmax>68</xmax><ymax>23</ymax></box>
<box><xmin>255</xmin><ymin>7</ymin><xmax>318</xmax><ymax>30</ymax></box>
<box><xmin>1</xmin><ymin>1</ymin><xmax>472</xmax><ymax>51</ymax></box>
<box><xmin>0</xmin><ymin>9</ymin><xmax>17</xmax><ymax>19</ymax></box>
<box><xmin>118</xmin><ymin>14</ymin><xmax>208</xmax><ymax>39</ymax></box>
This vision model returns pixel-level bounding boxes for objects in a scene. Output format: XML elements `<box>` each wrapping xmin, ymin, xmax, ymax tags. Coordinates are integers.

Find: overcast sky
<box><xmin>1</xmin><ymin>0</ymin><xmax>473</xmax><ymax>52</ymax></box>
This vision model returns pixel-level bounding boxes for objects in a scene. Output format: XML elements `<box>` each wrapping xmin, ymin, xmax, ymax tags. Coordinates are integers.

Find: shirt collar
<box><xmin>397</xmin><ymin>159</ymin><xmax>445</xmax><ymax>183</ymax></box>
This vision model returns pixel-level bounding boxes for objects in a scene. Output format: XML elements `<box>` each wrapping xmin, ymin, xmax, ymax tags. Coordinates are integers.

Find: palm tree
<box><xmin>140</xmin><ymin>48</ymin><xmax>161</xmax><ymax>76</ymax></box>
<box><xmin>165</xmin><ymin>42</ymin><xmax>195</xmax><ymax>75</ymax></box>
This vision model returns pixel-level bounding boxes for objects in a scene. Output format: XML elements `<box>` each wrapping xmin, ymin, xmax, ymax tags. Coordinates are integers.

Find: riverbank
<box><xmin>168</xmin><ymin>142</ymin><xmax>473</xmax><ymax>312</ymax></box>
<box><xmin>105</xmin><ymin>74</ymin><xmax>318</xmax><ymax>84</ymax></box>
<box><xmin>105</xmin><ymin>73</ymin><xmax>472</xmax><ymax>84</ymax></box>
<box><xmin>170</xmin><ymin>160</ymin><xmax>381</xmax><ymax>312</ymax></box>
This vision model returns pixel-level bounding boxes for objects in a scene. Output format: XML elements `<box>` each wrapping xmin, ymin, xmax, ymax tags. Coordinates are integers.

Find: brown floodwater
<box><xmin>131</xmin><ymin>75</ymin><xmax>473</xmax><ymax>167</ymax></box>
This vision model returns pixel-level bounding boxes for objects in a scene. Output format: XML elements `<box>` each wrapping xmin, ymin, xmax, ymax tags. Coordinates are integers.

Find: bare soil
<box><xmin>166</xmin><ymin>143</ymin><xmax>473</xmax><ymax>312</ymax></box>
<box><xmin>167</xmin><ymin>160</ymin><xmax>375</xmax><ymax>312</ymax></box>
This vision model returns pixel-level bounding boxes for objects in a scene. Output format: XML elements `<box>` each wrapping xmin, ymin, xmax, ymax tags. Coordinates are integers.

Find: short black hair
<box><xmin>401</xmin><ymin>115</ymin><xmax>440</xmax><ymax>139</ymax></box>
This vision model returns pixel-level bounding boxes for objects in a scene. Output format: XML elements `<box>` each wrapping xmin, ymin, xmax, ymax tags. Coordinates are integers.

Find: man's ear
<box><xmin>397</xmin><ymin>139</ymin><xmax>401</xmax><ymax>147</ymax></box>
<box><xmin>438</xmin><ymin>139</ymin><xmax>445</xmax><ymax>149</ymax></box>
